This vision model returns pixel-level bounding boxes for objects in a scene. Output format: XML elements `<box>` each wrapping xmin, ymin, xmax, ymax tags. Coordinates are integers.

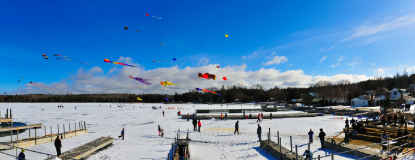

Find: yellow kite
<box><xmin>137</xmin><ymin>97</ymin><xmax>143</xmax><ymax>101</ymax></box>
<box><xmin>160</xmin><ymin>81</ymin><xmax>175</xmax><ymax>87</ymax></box>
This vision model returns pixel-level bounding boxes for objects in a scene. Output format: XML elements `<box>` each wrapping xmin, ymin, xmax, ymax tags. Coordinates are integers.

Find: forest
<box><xmin>1</xmin><ymin>73</ymin><xmax>415</xmax><ymax>105</ymax></box>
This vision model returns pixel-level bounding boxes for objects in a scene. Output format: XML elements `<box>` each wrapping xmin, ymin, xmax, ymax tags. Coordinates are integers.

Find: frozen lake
<box><xmin>0</xmin><ymin>103</ymin><xmax>404</xmax><ymax>160</ymax></box>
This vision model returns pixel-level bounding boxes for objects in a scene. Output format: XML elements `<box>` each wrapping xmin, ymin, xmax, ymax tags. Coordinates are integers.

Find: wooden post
<box><xmin>50</xmin><ymin>126</ymin><xmax>52</xmax><ymax>142</ymax></box>
<box><xmin>16</xmin><ymin>129</ymin><xmax>19</xmax><ymax>142</ymax></box>
<box><xmin>10</xmin><ymin>131</ymin><xmax>13</xmax><ymax>144</ymax></box>
<box><xmin>10</xmin><ymin>118</ymin><xmax>13</xmax><ymax>148</ymax></box>
<box><xmin>278</xmin><ymin>138</ymin><xmax>284</xmax><ymax>160</ymax></box>
<box><xmin>295</xmin><ymin>145</ymin><xmax>298</xmax><ymax>160</ymax></box>
<box><xmin>290</xmin><ymin>136</ymin><xmax>293</xmax><ymax>152</ymax></box>
<box><xmin>69</xmin><ymin>123</ymin><xmax>71</xmax><ymax>132</ymax></box>
<box><xmin>84</xmin><ymin>121</ymin><xmax>87</xmax><ymax>130</ymax></box>
<box><xmin>44</xmin><ymin>127</ymin><xmax>46</xmax><ymax>137</ymax></box>
<box><xmin>268</xmin><ymin>128</ymin><xmax>271</xmax><ymax>144</ymax></box>
<box><xmin>35</xmin><ymin>128</ymin><xmax>37</xmax><ymax>145</ymax></box>
<box><xmin>277</xmin><ymin>131</ymin><xmax>280</xmax><ymax>144</ymax></box>
<box><xmin>28</xmin><ymin>128</ymin><xmax>31</xmax><ymax>138</ymax></box>
<box><xmin>331</xmin><ymin>152</ymin><xmax>334</xmax><ymax>160</ymax></box>
<box><xmin>63</xmin><ymin>124</ymin><xmax>65</xmax><ymax>139</ymax></box>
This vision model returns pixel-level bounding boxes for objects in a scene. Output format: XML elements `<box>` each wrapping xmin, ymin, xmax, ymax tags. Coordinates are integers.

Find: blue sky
<box><xmin>1</xmin><ymin>0</ymin><xmax>415</xmax><ymax>93</ymax></box>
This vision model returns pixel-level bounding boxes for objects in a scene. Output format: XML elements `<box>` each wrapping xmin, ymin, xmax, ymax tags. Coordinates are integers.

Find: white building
<box><xmin>390</xmin><ymin>88</ymin><xmax>401</xmax><ymax>101</ymax></box>
<box><xmin>351</xmin><ymin>96</ymin><xmax>369</xmax><ymax>107</ymax></box>
<box><xmin>403</xmin><ymin>95</ymin><xmax>415</xmax><ymax>105</ymax></box>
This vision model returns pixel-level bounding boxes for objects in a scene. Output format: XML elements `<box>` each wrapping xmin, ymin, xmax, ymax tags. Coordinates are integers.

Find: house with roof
<box><xmin>390</xmin><ymin>88</ymin><xmax>402</xmax><ymax>101</ymax></box>
<box><xmin>351</xmin><ymin>95</ymin><xmax>369</xmax><ymax>107</ymax></box>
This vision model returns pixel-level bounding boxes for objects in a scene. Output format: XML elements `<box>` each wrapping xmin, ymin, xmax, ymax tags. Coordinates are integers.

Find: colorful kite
<box><xmin>124</xmin><ymin>26</ymin><xmax>129</xmax><ymax>30</ymax></box>
<box><xmin>129</xmin><ymin>75</ymin><xmax>151</xmax><ymax>85</ymax></box>
<box><xmin>42</xmin><ymin>53</ymin><xmax>48</xmax><ymax>60</ymax></box>
<box><xmin>137</xmin><ymin>97</ymin><xmax>143</xmax><ymax>101</ymax></box>
<box><xmin>222</xmin><ymin>76</ymin><xmax>227</xmax><ymax>80</ymax></box>
<box><xmin>160</xmin><ymin>81</ymin><xmax>175</xmax><ymax>87</ymax></box>
<box><xmin>104</xmin><ymin>59</ymin><xmax>136</xmax><ymax>67</ymax></box>
<box><xmin>225</xmin><ymin>34</ymin><xmax>229</xmax><ymax>38</ymax></box>
<box><xmin>145</xmin><ymin>13</ymin><xmax>163</xmax><ymax>20</ymax></box>
<box><xmin>196</xmin><ymin>88</ymin><xmax>220</xmax><ymax>95</ymax></box>
<box><xmin>198</xmin><ymin>73</ymin><xmax>216</xmax><ymax>80</ymax></box>
<box><xmin>53</xmin><ymin>54</ymin><xmax>71</xmax><ymax>61</ymax></box>
<box><xmin>216</xmin><ymin>65</ymin><xmax>220</xmax><ymax>69</ymax></box>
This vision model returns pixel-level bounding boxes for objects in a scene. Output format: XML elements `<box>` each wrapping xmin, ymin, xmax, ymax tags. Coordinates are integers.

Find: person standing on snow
<box><xmin>18</xmin><ymin>149</ymin><xmax>25</xmax><ymax>160</ymax></box>
<box><xmin>308</xmin><ymin>129</ymin><xmax>314</xmax><ymax>143</ymax></box>
<box><xmin>234</xmin><ymin>120</ymin><xmax>240</xmax><ymax>135</ymax></box>
<box><xmin>303</xmin><ymin>149</ymin><xmax>312</xmax><ymax>160</ymax></box>
<box><xmin>257</xmin><ymin>124</ymin><xmax>262</xmax><ymax>142</ymax></box>
<box><xmin>345</xmin><ymin>118</ymin><xmax>349</xmax><ymax>128</ymax></box>
<box><xmin>192</xmin><ymin>118</ymin><xmax>197</xmax><ymax>131</ymax></box>
<box><xmin>158</xmin><ymin>125</ymin><xmax>164</xmax><ymax>137</ymax></box>
<box><xmin>54</xmin><ymin>136</ymin><xmax>62</xmax><ymax>156</ymax></box>
<box><xmin>119</xmin><ymin>128</ymin><xmax>125</xmax><ymax>140</ymax></box>
<box><xmin>257</xmin><ymin>113</ymin><xmax>261</xmax><ymax>122</ymax></box>
<box><xmin>198</xmin><ymin>120</ymin><xmax>202</xmax><ymax>132</ymax></box>
<box><xmin>318</xmin><ymin>128</ymin><xmax>326</xmax><ymax>148</ymax></box>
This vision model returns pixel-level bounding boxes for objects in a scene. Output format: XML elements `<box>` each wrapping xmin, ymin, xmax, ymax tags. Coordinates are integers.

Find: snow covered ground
<box><xmin>0</xmin><ymin>103</ymin><xmax>412</xmax><ymax>160</ymax></box>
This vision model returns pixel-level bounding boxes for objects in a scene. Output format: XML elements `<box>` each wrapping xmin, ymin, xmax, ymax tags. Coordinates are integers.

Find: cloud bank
<box><xmin>22</xmin><ymin>57</ymin><xmax>370</xmax><ymax>94</ymax></box>
<box><xmin>264</xmin><ymin>56</ymin><xmax>288</xmax><ymax>66</ymax></box>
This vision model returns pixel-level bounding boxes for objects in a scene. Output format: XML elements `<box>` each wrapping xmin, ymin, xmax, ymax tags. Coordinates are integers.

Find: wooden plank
<box><xmin>73</xmin><ymin>138</ymin><xmax>114</xmax><ymax>159</ymax></box>
<box><xmin>46</xmin><ymin>137</ymin><xmax>114</xmax><ymax>160</ymax></box>
<box><xmin>260</xmin><ymin>140</ymin><xmax>303</xmax><ymax>160</ymax></box>
<box><xmin>0</xmin><ymin>129</ymin><xmax>88</xmax><ymax>150</ymax></box>
<box><xmin>0</xmin><ymin>118</ymin><xmax>12</xmax><ymax>123</ymax></box>
<box><xmin>0</xmin><ymin>123</ymin><xmax>41</xmax><ymax>132</ymax></box>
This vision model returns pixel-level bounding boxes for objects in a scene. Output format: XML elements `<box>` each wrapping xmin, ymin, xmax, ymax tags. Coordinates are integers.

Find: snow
<box><xmin>0</xmin><ymin>103</ymin><xmax>412</xmax><ymax>160</ymax></box>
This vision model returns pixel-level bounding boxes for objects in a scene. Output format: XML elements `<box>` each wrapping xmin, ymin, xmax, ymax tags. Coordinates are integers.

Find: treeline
<box><xmin>1</xmin><ymin>73</ymin><xmax>415</xmax><ymax>104</ymax></box>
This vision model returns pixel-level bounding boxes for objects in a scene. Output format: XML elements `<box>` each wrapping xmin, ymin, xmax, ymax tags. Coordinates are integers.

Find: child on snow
<box><xmin>119</xmin><ymin>128</ymin><xmax>125</xmax><ymax>140</ymax></box>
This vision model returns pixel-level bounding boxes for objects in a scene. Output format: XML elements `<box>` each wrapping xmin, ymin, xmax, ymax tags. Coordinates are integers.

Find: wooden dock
<box><xmin>0</xmin><ymin>118</ymin><xmax>12</xmax><ymax>123</ymax></box>
<box><xmin>46</xmin><ymin>137</ymin><xmax>114</xmax><ymax>160</ymax></box>
<box><xmin>0</xmin><ymin>128</ymin><xmax>88</xmax><ymax>150</ymax></box>
<box><xmin>181</xmin><ymin>112</ymin><xmax>322</xmax><ymax>120</ymax></box>
<box><xmin>260</xmin><ymin>140</ymin><xmax>303</xmax><ymax>160</ymax></box>
<box><xmin>0</xmin><ymin>123</ymin><xmax>41</xmax><ymax>132</ymax></box>
<box><xmin>324</xmin><ymin>137</ymin><xmax>384</xmax><ymax>160</ymax></box>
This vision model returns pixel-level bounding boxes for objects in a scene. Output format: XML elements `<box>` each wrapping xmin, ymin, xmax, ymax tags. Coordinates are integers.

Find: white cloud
<box><xmin>330</xmin><ymin>56</ymin><xmax>344</xmax><ymax>68</ymax></box>
<box><xmin>242</xmin><ymin>51</ymin><xmax>260</xmax><ymax>60</ymax></box>
<box><xmin>264</xmin><ymin>56</ymin><xmax>288</xmax><ymax>66</ymax></box>
<box><xmin>22</xmin><ymin>57</ymin><xmax>370</xmax><ymax>94</ymax></box>
<box><xmin>373</xmin><ymin>65</ymin><xmax>415</xmax><ymax>77</ymax></box>
<box><xmin>320</xmin><ymin>56</ymin><xmax>327</xmax><ymax>63</ymax></box>
<box><xmin>344</xmin><ymin>15</ymin><xmax>415</xmax><ymax>41</ymax></box>
<box><xmin>374</xmin><ymin>68</ymin><xmax>386</xmax><ymax>77</ymax></box>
